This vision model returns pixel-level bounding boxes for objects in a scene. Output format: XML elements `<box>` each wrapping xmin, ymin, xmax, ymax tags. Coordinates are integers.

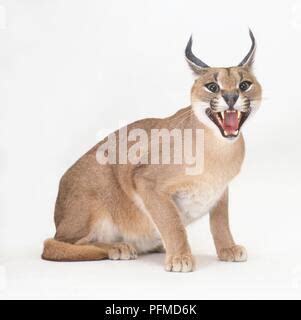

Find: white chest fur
<box><xmin>173</xmin><ymin>185</ymin><xmax>227</xmax><ymax>225</ymax></box>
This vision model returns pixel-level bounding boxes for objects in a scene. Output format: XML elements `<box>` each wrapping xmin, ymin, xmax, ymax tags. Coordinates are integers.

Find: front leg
<box><xmin>135</xmin><ymin>178</ymin><xmax>194</xmax><ymax>272</ymax></box>
<box><xmin>210</xmin><ymin>188</ymin><xmax>247</xmax><ymax>262</ymax></box>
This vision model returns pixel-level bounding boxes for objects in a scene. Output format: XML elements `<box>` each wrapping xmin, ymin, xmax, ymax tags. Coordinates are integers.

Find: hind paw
<box><xmin>108</xmin><ymin>243</ymin><xmax>138</xmax><ymax>260</ymax></box>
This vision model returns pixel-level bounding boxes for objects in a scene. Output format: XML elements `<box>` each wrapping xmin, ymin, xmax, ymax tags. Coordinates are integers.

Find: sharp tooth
<box><xmin>221</xmin><ymin>112</ymin><xmax>225</xmax><ymax>120</ymax></box>
<box><xmin>238</xmin><ymin>111</ymin><xmax>241</xmax><ymax>119</ymax></box>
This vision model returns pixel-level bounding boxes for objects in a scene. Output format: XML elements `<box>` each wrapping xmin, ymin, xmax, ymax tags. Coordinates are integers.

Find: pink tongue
<box><xmin>223</xmin><ymin>112</ymin><xmax>239</xmax><ymax>133</ymax></box>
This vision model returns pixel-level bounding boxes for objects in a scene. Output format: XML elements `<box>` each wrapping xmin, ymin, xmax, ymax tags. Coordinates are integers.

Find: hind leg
<box><xmin>43</xmin><ymin>239</ymin><xmax>138</xmax><ymax>262</ymax></box>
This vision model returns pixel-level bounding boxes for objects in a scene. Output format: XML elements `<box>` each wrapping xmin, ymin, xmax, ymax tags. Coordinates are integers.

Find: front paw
<box><xmin>218</xmin><ymin>245</ymin><xmax>247</xmax><ymax>262</ymax></box>
<box><xmin>165</xmin><ymin>254</ymin><xmax>194</xmax><ymax>272</ymax></box>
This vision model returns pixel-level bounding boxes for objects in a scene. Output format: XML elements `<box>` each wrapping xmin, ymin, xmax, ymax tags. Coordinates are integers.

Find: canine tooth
<box><xmin>238</xmin><ymin>111</ymin><xmax>241</xmax><ymax>119</ymax></box>
<box><xmin>217</xmin><ymin>116</ymin><xmax>223</xmax><ymax>126</ymax></box>
<box><xmin>221</xmin><ymin>112</ymin><xmax>224</xmax><ymax>119</ymax></box>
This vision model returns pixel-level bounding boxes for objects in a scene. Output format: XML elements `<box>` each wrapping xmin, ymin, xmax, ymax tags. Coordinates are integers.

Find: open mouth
<box><xmin>206</xmin><ymin>109</ymin><xmax>251</xmax><ymax>138</ymax></box>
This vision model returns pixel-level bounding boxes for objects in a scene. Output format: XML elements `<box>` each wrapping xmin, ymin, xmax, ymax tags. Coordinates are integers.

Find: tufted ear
<box><xmin>237</xmin><ymin>29</ymin><xmax>256</xmax><ymax>68</ymax></box>
<box><xmin>185</xmin><ymin>35</ymin><xmax>210</xmax><ymax>74</ymax></box>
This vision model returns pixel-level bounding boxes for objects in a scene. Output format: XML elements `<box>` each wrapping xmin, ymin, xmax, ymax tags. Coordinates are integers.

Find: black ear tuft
<box><xmin>238</xmin><ymin>29</ymin><xmax>256</xmax><ymax>68</ymax></box>
<box><xmin>185</xmin><ymin>35</ymin><xmax>210</xmax><ymax>74</ymax></box>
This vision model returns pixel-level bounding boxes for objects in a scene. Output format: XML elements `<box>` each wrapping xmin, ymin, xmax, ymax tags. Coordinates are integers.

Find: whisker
<box><xmin>250</xmin><ymin>97</ymin><xmax>268</xmax><ymax>101</ymax></box>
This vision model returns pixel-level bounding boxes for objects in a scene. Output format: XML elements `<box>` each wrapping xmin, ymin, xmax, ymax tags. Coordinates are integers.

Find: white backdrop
<box><xmin>1</xmin><ymin>0</ymin><xmax>301</xmax><ymax>299</ymax></box>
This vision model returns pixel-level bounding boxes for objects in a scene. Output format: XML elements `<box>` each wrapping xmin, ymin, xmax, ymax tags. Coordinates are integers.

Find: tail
<box><xmin>42</xmin><ymin>238</ymin><xmax>108</xmax><ymax>262</ymax></box>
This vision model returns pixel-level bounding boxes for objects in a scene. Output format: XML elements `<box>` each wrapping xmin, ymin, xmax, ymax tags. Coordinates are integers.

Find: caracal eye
<box><xmin>205</xmin><ymin>82</ymin><xmax>220</xmax><ymax>93</ymax></box>
<box><xmin>239</xmin><ymin>81</ymin><xmax>252</xmax><ymax>92</ymax></box>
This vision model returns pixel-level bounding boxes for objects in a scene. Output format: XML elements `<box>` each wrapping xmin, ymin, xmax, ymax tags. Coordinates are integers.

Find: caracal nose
<box><xmin>222</xmin><ymin>92</ymin><xmax>239</xmax><ymax>109</ymax></box>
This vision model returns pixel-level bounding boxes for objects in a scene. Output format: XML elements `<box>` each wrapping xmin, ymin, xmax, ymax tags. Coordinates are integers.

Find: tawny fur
<box><xmin>42</xmin><ymin>64</ymin><xmax>261</xmax><ymax>272</ymax></box>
